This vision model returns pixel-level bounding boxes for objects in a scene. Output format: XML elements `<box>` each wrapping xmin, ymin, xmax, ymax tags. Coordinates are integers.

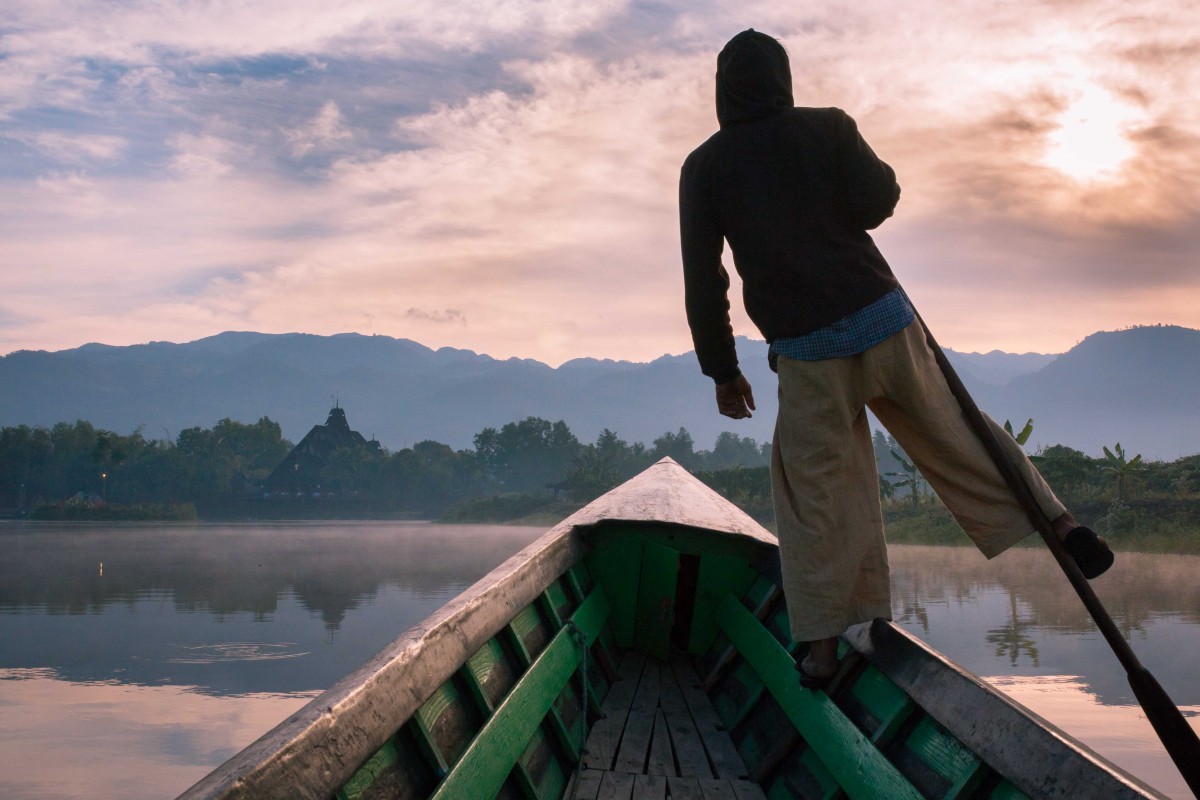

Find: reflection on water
<box><xmin>0</xmin><ymin>667</ymin><xmax>318</xmax><ymax>800</ymax></box>
<box><xmin>0</xmin><ymin>521</ymin><xmax>544</xmax><ymax>800</ymax></box>
<box><xmin>889</xmin><ymin>545</ymin><xmax>1200</xmax><ymax>798</ymax></box>
<box><xmin>2</xmin><ymin>528</ymin><xmax>1198</xmax><ymax>799</ymax></box>
<box><xmin>165</xmin><ymin>642</ymin><xmax>311</xmax><ymax>664</ymax></box>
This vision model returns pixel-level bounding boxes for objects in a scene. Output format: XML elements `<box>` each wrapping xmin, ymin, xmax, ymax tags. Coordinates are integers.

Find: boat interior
<box><xmin>330</xmin><ymin>519</ymin><xmax>1112</xmax><ymax>800</ymax></box>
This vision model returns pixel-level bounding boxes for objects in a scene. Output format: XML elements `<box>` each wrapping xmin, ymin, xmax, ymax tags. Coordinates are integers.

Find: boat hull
<box><xmin>180</xmin><ymin>459</ymin><xmax>1165</xmax><ymax>800</ymax></box>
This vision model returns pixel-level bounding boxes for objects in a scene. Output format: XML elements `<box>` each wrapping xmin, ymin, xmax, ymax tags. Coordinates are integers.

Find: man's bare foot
<box><xmin>797</xmin><ymin>636</ymin><xmax>838</xmax><ymax>688</ymax></box>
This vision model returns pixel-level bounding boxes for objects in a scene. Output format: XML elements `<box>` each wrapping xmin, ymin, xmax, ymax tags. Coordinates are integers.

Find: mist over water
<box><xmin>1</xmin><ymin>524</ymin><xmax>1197</xmax><ymax>798</ymax></box>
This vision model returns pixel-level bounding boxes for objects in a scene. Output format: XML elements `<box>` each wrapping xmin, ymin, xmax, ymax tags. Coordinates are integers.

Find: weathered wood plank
<box><xmin>614</xmin><ymin>661</ymin><xmax>661</xmax><ymax>773</ymax></box>
<box><xmin>671</xmin><ymin>660</ymin><xmax>747</xmax><ymax>779</ymax></box>
<box><xmin>659</xmin><ymin>667</ymin><xmax>713</xmax><ymax>778</ymax></box>
<box><xmin>729</xmin><ymin>779</ymin><xmax>768</xmax><ymax>800</ymax></box>
<box><xmin>573</xmin><ymin>770</ymin><xmax>604</xmax><ymax>800</ymax></box>
<box><xmin>646</xmin><ymin>709</ymin><xmax>675</xmax><ymax>776</ymax></box>
<box><xmin>714</xmin><ymin>595</ymin><xmax>924</xmax><ymax>800</ymax></box>
<box><xmin>582</xmin><ymin>653</ymin><xmax>646</xmax><ymax>770</ymax></box>
<box><xmin>697</xmin><ymin>779</ymin><xmax>738</xmax><ymax>800</ymax></box>
<box><xmin>667</xmin><ymin>776</ymin><xmax>703</xmax><ymax>800</ymax></box>
<box><xmin>632</xmin><ymin>773</ymin><xmax>667</xmax><ymax>800</ymax></box>
<box><xmin>598</xmin><ymin>770</ymin><xmax>635</xmax><ymax>800</ymax></box>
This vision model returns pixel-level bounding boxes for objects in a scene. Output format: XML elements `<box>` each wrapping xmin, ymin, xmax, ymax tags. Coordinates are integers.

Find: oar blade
<box><xmin>1128</xmin><ymin>667</ymin><xmax>1200</xmax><ymax>797</ymax></box>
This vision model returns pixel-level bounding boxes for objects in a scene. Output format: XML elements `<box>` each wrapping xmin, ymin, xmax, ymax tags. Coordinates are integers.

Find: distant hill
<box><xmin>1</xmin><ymin>325</ymin><xmax>1196</xmax><ymax>459</ymax></box>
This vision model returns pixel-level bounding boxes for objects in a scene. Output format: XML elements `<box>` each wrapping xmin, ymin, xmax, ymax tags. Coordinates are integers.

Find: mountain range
<box><xmin>1</xmin><ymin>325</ymin><xmax>1196</xmax><ymax>460</ymax></box>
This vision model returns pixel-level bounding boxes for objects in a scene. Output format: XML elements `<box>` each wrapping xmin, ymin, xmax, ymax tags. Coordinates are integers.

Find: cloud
<box><xmin>1</xmin><ymin>0</ymin><xmax>1199</xmax><ymax>363</ymax></box>
<box><xmin>285</xmin><ymin>101</ymin><xmax>353</xmax><ymax>157</ymax></box>
<box><xmin>404</xmin><ymin>308</ymin><xmax>467</xmax><ymax>325</ymax></box>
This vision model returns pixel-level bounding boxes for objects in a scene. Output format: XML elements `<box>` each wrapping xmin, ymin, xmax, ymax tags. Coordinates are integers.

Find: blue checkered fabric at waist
<box><xmin>769</xmin><ymin>287</ymin><xmax>915</xmax><ymax>361</ymax></box>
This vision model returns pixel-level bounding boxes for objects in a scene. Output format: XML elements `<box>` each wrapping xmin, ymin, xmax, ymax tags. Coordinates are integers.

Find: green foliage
<box><xmin>473</xmin><ymin>417</ymin><xmax>581</xmax><ymax>494</ymax></box>
<box><xmin>8</xmin><ymin>409</ymin><xmax>1194</xmax><ymax>550</ymax></box>
<box><xmin>695</xmin><ymin>465</ymin><xmax>773</xmax><ymax>525</ymax></box>
<box><xmin>0</xmin><ymin>415</ymin><xmax>776</xmax><ymax>520</ymax></box>
<box><xmin>886</xmin><ymin>449</ymin><xmax>927</xmax><ymax>509</ymax></box>
<box><xmin>1101</xmin><ymin>442</ymin><xmax>1144</xmax><ymax>501</ymax></box>
<box><xmin>1003</xmin><ymin>418</ymin><xmax>1034</xmax><ymax>446</ymax></box>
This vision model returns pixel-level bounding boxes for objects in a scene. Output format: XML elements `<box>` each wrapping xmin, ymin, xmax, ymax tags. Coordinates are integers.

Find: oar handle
<box><xmin>911</xmin><ymin>308</ymin><xmax>1200</xmax><ymax>798</ymax></box>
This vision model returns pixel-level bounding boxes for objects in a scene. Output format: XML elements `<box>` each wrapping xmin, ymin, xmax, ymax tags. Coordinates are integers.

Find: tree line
<box><xmin>2</xmin><ymin>415</ymin><xmax>1196</xmax><ymax>526</ymax></box>
<box><xmin>0</xmin><ymin>416</ymin><xmax>772</xmax><ymax>518</ymax></box>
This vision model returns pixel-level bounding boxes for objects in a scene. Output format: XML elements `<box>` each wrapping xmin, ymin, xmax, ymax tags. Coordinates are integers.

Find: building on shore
<box><xmin>264</xmin><ymin>405</ymin><xmax>381</xmax><ymax>496</ymax></box>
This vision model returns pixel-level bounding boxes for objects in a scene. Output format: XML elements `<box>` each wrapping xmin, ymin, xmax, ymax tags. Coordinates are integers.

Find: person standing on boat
<box><xmin>679</xmin><ymin>29</ymin><xmax>1113</xmax><ymax>688</ymax></box>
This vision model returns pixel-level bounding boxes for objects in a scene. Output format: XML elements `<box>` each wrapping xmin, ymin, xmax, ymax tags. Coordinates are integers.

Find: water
<box><xmin>1</xmin><ymin>523</ymin><xmax>1197</xmax><ymax>798</ymax></box>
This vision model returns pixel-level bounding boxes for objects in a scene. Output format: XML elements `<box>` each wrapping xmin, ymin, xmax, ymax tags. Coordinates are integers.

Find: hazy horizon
<box><xmin>12</xmin><ymin>323</ymin><xmax>1192</xmax><ymax>368</ymax></box>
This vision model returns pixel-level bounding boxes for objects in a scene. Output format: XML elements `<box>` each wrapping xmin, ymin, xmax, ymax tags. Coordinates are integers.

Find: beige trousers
<box><xmin>771</xmin><ymin>320</ymin><xmax>1065</xmax><ymax>642</ymax></box>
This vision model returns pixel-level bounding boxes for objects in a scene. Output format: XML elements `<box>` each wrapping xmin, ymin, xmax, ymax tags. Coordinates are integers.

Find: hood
<box><xmin>716</xmin><ymin>29</ymin><xmax>794</xmax><ymax>128</ymax></box>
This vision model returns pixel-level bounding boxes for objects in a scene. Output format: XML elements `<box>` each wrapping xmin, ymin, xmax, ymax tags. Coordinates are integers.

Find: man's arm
<box><xmin>680</xmin><ymin>151</ymin><xmax>741</xmax><ymax>385</ymax></box>
<box><xmin>835</xmin><ymin>110</ymin><xmax>901</xmax><ymax>231</ymax></box>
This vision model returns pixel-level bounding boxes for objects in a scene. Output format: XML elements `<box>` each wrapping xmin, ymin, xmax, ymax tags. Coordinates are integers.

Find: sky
<box><xmin>1</xmin><ymin>0</ymin><xmax>1198</xmax><ymax>364</ymax></box>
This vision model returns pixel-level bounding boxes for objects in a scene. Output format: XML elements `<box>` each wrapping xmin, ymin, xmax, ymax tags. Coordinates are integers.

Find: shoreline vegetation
<box><xmin>2</xmin><ymin>416</ymin><xmax>1197</xmax><ymax>553</ymax></box>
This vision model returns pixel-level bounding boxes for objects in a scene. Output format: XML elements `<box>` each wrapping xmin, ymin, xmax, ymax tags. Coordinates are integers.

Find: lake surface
<box><xmin>1</xmin><ymin>522</ymin><xmax>1197</xmax><ymax>798</ymax></box>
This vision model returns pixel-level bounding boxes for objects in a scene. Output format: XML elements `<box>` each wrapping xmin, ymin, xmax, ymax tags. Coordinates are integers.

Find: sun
<box><xmin>1042</xmin><ymin>84</ymin><xmax>1140</xmax><ymax>183</ymax></box>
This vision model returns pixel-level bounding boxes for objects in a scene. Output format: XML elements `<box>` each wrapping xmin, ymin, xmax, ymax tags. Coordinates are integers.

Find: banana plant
<box><xmin>1102</xmin><ymin>442</ymin><xmax>1143</xmax><ymax>502</ymax></box>
<box><xmin>1004</xmin><ymin>418</ymin><xmax>1034</xmax><ymax>447</ymax></box>
<box><xmin>886</xmin><ymin>449</ymin><xmax>926</xmax><ymax>509</ymax></box>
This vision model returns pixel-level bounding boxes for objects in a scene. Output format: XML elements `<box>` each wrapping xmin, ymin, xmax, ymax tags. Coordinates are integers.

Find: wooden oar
<box><xmin>912</xmin><ymin>309</ymin><xmax>1200</xmax><ymax>798</ymax></box>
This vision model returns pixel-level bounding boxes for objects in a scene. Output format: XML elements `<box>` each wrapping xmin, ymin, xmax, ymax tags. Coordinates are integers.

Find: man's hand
<box><xmin>715</xmin><ymin>374</ymin><xmax>756</xmax><ymax>419</ymax></box>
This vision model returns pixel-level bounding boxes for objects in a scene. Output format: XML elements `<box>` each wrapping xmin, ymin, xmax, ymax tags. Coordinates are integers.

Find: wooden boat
<box><xmin>180</xmin><ymin>458</ymin><xmax>1166</xmax><ymax>800</ymax></box>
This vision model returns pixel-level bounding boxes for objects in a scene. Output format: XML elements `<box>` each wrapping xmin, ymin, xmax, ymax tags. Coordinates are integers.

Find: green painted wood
<box><xmin>945</xmin><ymin>760</ymin><xmax>990</xmax><ymax>799</ymax></box>
<box><xmin>517</xmin><ymin>723</ymin><xmax>569</xmax><ymax>800</ymax></box>
<box><xmin>851</xmin><ymin>664</ymin><xmax>916</xmax><ymax>746</ymax></box>
<box><xmin>510</xmin><ymin>603</ymin><xmax>552</xmax><ymax>661</ymax></box>
<box><xmin>986</xmin><ymin>779</ymin><xmax>1032</xmax><ymax>800</ymax></box>
<box><xmin>585</xmin><ymin>524</ymin><xmax>771</xmax><ymax>652</ymax></box>
<box><xmin>427</xmin><ymin>588</ymin><xmax>609</xmax><ymax>800</ymax></box>
<box><xmin>902</xmin><ymin>715</ymin><xmax>982</xmax><ymax>790</ymax></box>
<box><xmin>797</xmin><ymin>747</ymin><xmax>842</xmax><ymax>800</ymax></box>
<box><xmin>688</xmin><ymin>553</ymin><xmax>760</xmax><ymax>655</ymax></box>
<box><xmin>702</xmin><ymin>578</ymin><xmax>780</xmax><ymax>694</ymax></box>
<box><xmin>714</xmin><ymin>594</ymin><xmax>924</xmax><ymax>800</ymax></box>
<box><xmin>634</xmin><ymin>541</ymin><xmax>679</xmax><ymax>660</ymax></box>
<box><xmin>410</xmin><ymin>712</ymin><xmax>450</xmax><ymax>777</ymax></box>
<box><xmin>544</xmin><ymin>580</ymin><xmax>573</xmax><ymax>626</ymax></box>
<box><xmin>335</xmin><ymin>738</ymin><xmax>398</xmax><ymax>800</ymax></box>
<box><xmin>585</xmin><ymin>534</ymin><xmax>644</xmax><ymax>648</ymax></box>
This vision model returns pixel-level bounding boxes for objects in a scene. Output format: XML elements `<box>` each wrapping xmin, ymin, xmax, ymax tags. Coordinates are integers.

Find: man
<box><xmin>679</xmin><ymin>29</ymin><xmax>1112</xmax><ymax>688</ymax></box>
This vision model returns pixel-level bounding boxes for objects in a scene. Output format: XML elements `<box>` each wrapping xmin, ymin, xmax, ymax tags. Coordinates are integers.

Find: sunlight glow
<box><xmin>1043</xmin><ymin>84</ymin><xmax>1141</xmax><ymax>182</ymax></box>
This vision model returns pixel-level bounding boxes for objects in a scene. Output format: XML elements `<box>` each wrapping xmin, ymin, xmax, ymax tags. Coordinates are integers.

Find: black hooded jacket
<box><xmin>680</xmin><ymin>30</ymin><xmax>902</xmax><ymax>384</ymax></box>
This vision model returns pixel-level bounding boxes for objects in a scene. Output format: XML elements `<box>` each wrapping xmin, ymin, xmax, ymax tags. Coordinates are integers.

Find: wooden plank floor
<box><xmin>574</xmin><ymin>653</ymin><xmax>766</xmax><ymax>800</ymax></box>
